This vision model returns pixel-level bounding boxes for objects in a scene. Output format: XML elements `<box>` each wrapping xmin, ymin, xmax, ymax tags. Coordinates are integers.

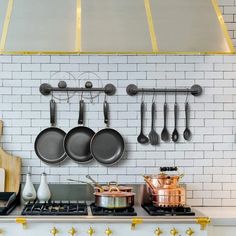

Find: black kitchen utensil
<box><xmin>183</xmin><ymin>102</ymin><xmax>191</xmax><ymax>141</ymax></box>
<box><xmin>149</xmin><ymin>102</ymin><xmax>159</xmax><ymax>145</ymax></box>
<box><xmin>34</xmin><ymin>99</ymin><xmax>67</xmax><ymax>164</ymax></box>
<box><xmin>90</xmin><ymin>100</ymin><xmax>125</xmax><ymax>165</ymax></box>
<box><xmin>137</xmin><ymin>101</ymin><xmax>149</xmax><ymax>144</ymax></box>
<box><xmin>161</xmin><ymin>93</ymin><xmax>169</xmax><ymax>142</ymax></box>
<box><xmin>64</xmin><ymin>99</ymin><xmax>95</xmax><ymax>163</ymax></box>
<box><xmin>172</xmin><ymin>93</ymin><xmax>179</xmax><ymax>142</ymax></box>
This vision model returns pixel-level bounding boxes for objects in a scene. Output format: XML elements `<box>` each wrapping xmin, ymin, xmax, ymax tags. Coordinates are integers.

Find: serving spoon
<box><xmin>183</xmin><ymin>102</ymin><xmax>191</xmax><ymax>141</ymax></box>
<box><xmin>172</xmin><ymin>93</ymin><xmax>179</xmax><ymax>142</ymax></box>
<box><xmin>137</xmin><ymin>101</ymin><xmax>149</xmax><ymax>144</ymax></box>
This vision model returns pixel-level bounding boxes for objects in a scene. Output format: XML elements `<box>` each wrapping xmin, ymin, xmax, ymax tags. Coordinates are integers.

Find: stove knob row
<box><xmin>154</xmin><ymin>227</ymin><xmax>194</xmax><ymax>236</ymax></box>
<box><xmin>49</xmin><ymin>226</ymin><xmax>113</xmax><ymax>236</ymax></box>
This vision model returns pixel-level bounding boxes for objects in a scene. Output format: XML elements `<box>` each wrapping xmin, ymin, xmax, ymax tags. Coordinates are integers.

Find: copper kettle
<box><xmin>143</xmin><ymin>167</ymin><xmax>186</xmax><ymax>207</ymax></box>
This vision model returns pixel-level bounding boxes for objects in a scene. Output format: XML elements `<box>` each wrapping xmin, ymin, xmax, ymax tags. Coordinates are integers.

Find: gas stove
<box><xmin>21</xmin><ymin>201</ymin><xmax>88</xmax><ymax>216</ymax></box>
<box><xmin>142</xmin><ymin>204</ymin><xmax>195</xmax><ymax>216</ymax></box>
<box><xmin>90</xmin><ymin>203</ymin><xmax>137</xmax><ymax>216</ymax></box>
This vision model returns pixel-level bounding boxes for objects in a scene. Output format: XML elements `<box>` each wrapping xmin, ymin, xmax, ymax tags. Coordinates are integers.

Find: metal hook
<box><xmin>90</xmin><ymin>91</ymin><xmax>93</xmax><ymax>103</ymax></box>
<box><xmin>80</xmin><ymin>88</ymin><xmax>84</xmax><ymax>100</ymax></box>
<box><xmin>152</xmin><ymin>89</ymin><xmax>156</xmax><ymax>103</ymax></box>
<box><xmin>66</xmin><ymin>91</ymin><xmax>70</xmax><ymax>103</ymax></box>
<box><xmin>141</xmin><ymin>89</ymin><xmax>144</xmax><ymax>102</ymax></box>
<box><xmin>185</xmin><ymin>90</ymin><xmax>189</xmax><ymax>103</ymax></box>
<box><xmin>104</xmin><ymin>93</ymin><xmax>107</xmax><ymax>102</ymax></box>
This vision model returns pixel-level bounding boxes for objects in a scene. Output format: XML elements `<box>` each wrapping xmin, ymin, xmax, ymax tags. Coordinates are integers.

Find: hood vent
<box><xmin>0</xmin><ymin>0</ymin><xmax>234</xmax><ymax>54</ymax></box>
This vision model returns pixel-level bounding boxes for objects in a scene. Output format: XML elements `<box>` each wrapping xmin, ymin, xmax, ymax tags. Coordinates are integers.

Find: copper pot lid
<box><xmin>94</xmin><ymin>181</ymin><xmax>133</xmax><ymax>192</ymax></box>
<box><xmin>94</xmin><ymin>186</ymin><xmax>135</xmax><ymax>197</ymax></box>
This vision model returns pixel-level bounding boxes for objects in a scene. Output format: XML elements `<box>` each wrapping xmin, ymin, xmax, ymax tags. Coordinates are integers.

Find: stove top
<box><xmin>142</xmin><ymin>204</ymin><xmax>195</xmax><ymax>216</ymax></box>
<box><xmin>21</xmin><ymin>201</ymin><xmax>88</xmax><ymax>216</ymax></box>
<box><xmin>90</xmin><ymin>203</ymin><xmax>137</xmax><ymax>216</ymax></box>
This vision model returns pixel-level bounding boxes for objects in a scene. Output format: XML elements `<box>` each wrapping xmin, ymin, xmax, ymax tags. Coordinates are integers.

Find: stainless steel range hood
<box><xmin>0</xmin><ymin>0</ymin><xmax>234</xmax><ymax>54</ymax></box>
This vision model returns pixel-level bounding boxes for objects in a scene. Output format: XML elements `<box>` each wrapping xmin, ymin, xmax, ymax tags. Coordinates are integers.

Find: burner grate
<box><xmin>22</xmin><ymin>201</ymin><xmax>88</xmax><ymax>216</ymax></box>
<box><xmin>90</xmin><ymin>203</ymin><xmax>137</xmax><ymax>216</ymax></box>
<box><xmin>142</xmin><ymin>204</ymin><xmax>195</xmax><ymax>216</ymax></box>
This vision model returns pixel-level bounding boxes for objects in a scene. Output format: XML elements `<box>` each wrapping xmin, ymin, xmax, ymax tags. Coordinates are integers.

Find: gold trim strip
<box><xmin>76</xmin><ymin>0</ymin><xmax>81</xmax><ymax>52</ymax></box>
<box><xmin>144</xmin><ymin>0</ymin><xmax>158</xmax><ymax>52</ymax></box>
<box><xmin>0</xmin><ymin>0</ymin><xmax>14</xmax><ymax>52</ymax></box>
<box><xmin>0</xmin><ymin>51</ymin><xmax>234</xmax><ymax>55</ymax></box>
<box><xmin>211</xmin><ymin>0</ymin><xmax>235</xmax><ymax>53</ymax></box>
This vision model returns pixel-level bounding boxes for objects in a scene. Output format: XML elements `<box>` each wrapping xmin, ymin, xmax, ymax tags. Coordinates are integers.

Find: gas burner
<box><xmin>90</xmin><ymin>203</ymin><xmax>137</xmax><ymax>216</ymax></box>
<box><xmin>21</xmin><ymin>201</ymin><xmax>88</xmax><ymax>216</ymax></box>
<box><xmin>142</xmin><ymin>204</ymin><xmax>195</xmax><ymax>216</ymax></box>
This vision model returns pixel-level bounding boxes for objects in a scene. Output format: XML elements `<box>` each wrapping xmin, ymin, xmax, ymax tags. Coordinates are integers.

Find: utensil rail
<box><xmin>126</xmin><ymin>84</ymin><xmax>202</xmax><ymax>96</ymax></box>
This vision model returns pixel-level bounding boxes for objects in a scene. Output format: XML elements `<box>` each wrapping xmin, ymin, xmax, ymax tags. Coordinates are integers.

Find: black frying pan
<box><xmin>34</xmin><ymin>99</ymin><xmax>67</xmax><ymax>164</ymax></box>
<box><xmin>64</xmin><ymin>99</ymin><xmax>95</xmax><ymax>163</ymax></box>
<box><xmin>90</xmin><ymin>100</ymin><xmax>125</xmax><ymax>165</ymax></box>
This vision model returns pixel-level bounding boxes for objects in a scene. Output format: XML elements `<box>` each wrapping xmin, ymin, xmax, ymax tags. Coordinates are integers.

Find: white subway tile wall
<box><xmin>0</xmin><ymin>1</ymin><xmax>236</xmax><ymax>206</ymax></box>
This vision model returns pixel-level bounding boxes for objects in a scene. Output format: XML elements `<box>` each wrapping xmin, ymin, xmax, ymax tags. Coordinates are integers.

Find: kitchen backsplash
<box><xmin>0</xmin><ymin>0</ymin><xmax>236</xmax><ymax>207</ymax></box>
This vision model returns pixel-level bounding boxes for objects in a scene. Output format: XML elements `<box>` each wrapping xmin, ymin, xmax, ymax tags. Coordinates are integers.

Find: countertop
<box><xmin>1</xmin><ymin>205</ymin><xmax>234</xmax><ymax>226</ymax></box>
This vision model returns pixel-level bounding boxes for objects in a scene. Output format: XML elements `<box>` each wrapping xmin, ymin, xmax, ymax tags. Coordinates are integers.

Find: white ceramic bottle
<box><xmin>37</xmin><ymin>173</ymin><xmax>51</xmax><ymax>202</ymax></box>
<box><xmin>22</xmin><ymin>167</ymin><xmax>36</xmax><ymax>202</ymax></box>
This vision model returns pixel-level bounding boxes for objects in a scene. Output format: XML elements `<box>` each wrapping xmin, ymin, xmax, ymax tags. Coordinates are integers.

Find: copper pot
<box><xmin>143</xmin><ymin>167</ymin><xmax>186</xmax><ymax>207</ymax></box>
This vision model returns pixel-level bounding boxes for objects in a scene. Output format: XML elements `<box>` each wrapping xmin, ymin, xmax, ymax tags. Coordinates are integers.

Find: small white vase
<box><xmin>22</xmin><ymin>169</ymin><xmax>36</xmax><ymax>202</ymax></box>
<box><xmin>37</xmin><ymin>173</ymin><xmax>51</xmax><ymax>202</ymax></box>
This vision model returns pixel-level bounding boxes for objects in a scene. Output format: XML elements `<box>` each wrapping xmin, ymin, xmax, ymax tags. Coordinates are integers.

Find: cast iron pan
<box><xmin>34</xmin><ymin>99</ymin><xmax>67</xmax><ymax>164</ymax></box>
<box><xmin>64</xmin><ymin>99</ymin><xmax>95</xmax><ymax>163</ymax></box>
<box><xmin>90</xmin><ymin>100</ymin><xmax>125</xmax><ymax>165</ymax></box>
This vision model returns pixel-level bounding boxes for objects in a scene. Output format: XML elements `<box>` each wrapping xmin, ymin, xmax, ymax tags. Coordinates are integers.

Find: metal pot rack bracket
<box><xmin>40</xmin><ymin>81</ymin><xmax>116</xmax><ymax>97</ymax></box>
<box><xmin>126</xmin><ymin>84</ymin><xmax>202</xmax><ymax>97</ymax></box>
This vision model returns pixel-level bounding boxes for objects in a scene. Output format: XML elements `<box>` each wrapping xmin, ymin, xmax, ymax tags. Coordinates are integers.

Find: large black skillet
<box><xmin>64</xmin><ymin>99</ymin><xmax>95</xmax><ymax>163</ymax></box>
<box><xmin>90</xmin><ymin>100</ymin><xmax>125</xmax><ymax>165</ymax></box>
<box><xmin>34</xmin><ymin>99</ymin><xmax>66</xmax><ymax>164</ymax></box>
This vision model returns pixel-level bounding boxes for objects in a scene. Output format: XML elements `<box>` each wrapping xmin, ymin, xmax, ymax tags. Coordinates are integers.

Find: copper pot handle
<box><xmin>108</xmin><ymin>186</ymin><xmax>120</xmax><ymax>193</ymax></box>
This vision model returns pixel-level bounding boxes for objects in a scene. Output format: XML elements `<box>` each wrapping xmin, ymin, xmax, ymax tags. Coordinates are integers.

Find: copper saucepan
<box><xmin>94</xmin><ymin>186</ymin><xmax>135</xmax><ymax>209</ymax></box>
<box><xmin>143</xmin><ymin>167</ymin><xmax>186</xmax><ymax>207</ymax></box>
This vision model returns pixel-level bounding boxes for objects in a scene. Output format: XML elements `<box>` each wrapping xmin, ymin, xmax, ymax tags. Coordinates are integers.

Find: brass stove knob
<box><xmin>50</xmin><ymin>227</ymin><xmax>59</xmax><ymax>236</ymax></box>
<box><xmin>87</xmin><ymin>227</ymin><xmax>95</xmax><ymax>236</ymax></box>
<box><xmin>154</xmin><ymin>227</ymin><xmax>163</xmax><ymax>236</ymax></box>
<box><xmin>170</xmin><ymin>228</ymin><xmax>178</xmax><ymax>236</ymax></box>
<box><xmin>105</xmin><ymin>227</ymin><xmax>112</xmax><ymax>236</ymax></box>
<box><xmin>186</xmin><ymin>228</ymin><xmax>194</xmax><ymax>236</ymax></box>
<box><xmin>68</xmin><ymin>227</ymin><xmax>77</xmax><ymax>236</ymax></box>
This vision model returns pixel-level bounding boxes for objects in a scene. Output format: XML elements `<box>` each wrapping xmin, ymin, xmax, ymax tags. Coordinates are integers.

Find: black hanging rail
<box><xmin>40</xmin><ymin>81</ymin><xmax>116</xmax><ymax>96</ymax></box>
<box><xmin>126</xmin><ymin>84</ymin><xmax>202</xmax><ymax>96</ymax></box>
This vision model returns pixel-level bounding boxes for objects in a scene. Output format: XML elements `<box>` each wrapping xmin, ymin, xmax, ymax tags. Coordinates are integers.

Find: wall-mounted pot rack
<box><xmin>40</xmin><ymin>81</ymin><xmax>116</xmax><ymax>96</ymax></box>
<box><xmin>126</xmin><ymin>84</ymin><xmax>202</xmax><ymax>97</ymax></box>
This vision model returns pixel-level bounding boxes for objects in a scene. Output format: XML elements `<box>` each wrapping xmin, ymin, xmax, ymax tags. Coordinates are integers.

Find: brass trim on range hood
<box><xmin>0</xmin><ymin>0</ymin><xmax>234</xmax><ymax>55</ymax></box>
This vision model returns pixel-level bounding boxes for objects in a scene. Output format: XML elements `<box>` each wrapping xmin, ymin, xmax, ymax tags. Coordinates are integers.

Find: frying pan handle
<box><xmin>103</xmin><ymin>101</ymin><xmax>109</xmax><ymax>126</ymax></box>
<box><xmin>78</xmin><ymin>100</ymin><xmax>84</xmax><ymax>125</ymax></box>
<box><xmin>50</xmin><ymin>99</ymin><xmax>56</xmax><ymax>126</ymax></box>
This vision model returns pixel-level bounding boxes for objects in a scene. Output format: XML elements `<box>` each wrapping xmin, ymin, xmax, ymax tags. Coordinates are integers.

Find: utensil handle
<box><xmin>151</xmin><ymin>102</ymin><xmax>155</xmax><ymax>129</ymax></box>
<box><xmin>174</xmin><ymin>103</ymin><xmax>178</xmax><ymax>127</ymax></box>
<box><xmin>103</xmin><ymin>100</ymin><xmax>109</xmax><ymax>126</ymax></box>
<box><xmin>141</xmin><ymin>102</ymin><xmax>144</xmax><ymax>131</ymax></box>
<box><xmin>185</xmin><ymin>102</ymin><xmax>189</xmax><ymax>128</ymax></box>
<box><xmin>78</xmin><ymin>100</ymin><xmax>84</xmax><ymax>125</ymax></box>
<box><xmin>163</xmin><ymin>102</ymin><xmax>167</xmax><ymax>127</ymax></box>
<box><xmin>160</xmin><ymin>167</ymin><xmax>178</xmax><ymax>172</ymax></box>
<box><xmin>50</xmin><ymin>99</ymin><xmax>56</xmax><ymax>126</ymax></box>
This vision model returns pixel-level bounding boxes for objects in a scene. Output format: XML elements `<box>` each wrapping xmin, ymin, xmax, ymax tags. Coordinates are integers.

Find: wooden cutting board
<box><xmin>0</xmin><ymin>120</ymin><xmax>21</xmax><ymax>194</ymax></box>
<box><xmin>0</xmin><ymin>168</ymin><xmax>5</xmax><ymax>192</ymax></box>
